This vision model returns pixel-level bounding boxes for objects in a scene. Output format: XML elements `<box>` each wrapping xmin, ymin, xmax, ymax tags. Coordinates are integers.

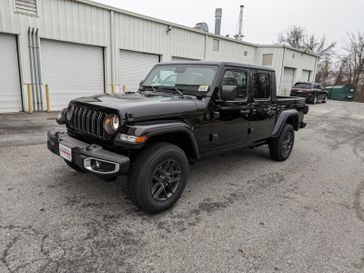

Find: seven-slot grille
<box><xmin>68</xmin><ymin>105</ymin><xmax>108</xmax><ymax>139</ymax></box>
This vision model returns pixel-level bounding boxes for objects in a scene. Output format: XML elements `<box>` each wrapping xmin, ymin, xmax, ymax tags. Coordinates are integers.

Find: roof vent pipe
<box><xmin>215</xmin><ymin>8</ymin><xmax>222</xmax><ymax>35</ymax></box>
<box><xmin>235</xmin><ymin>5</ymin><xmax>244</xmax><ymax>40</ymax></box>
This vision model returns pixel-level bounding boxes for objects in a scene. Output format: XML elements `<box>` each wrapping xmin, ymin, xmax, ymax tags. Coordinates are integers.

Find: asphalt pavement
<box><xmin>0</xmin><ymin>100</ymin><xmax>364</xmax><ymax>273</ymax></box>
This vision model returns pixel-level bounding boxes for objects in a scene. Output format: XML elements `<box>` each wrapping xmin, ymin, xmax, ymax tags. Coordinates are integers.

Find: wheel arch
<box><xmin>272</xmin><ymin>109</ymin><xmax>299</xmax><ymax>137</ymax></box>
<box><xmin>126</xmin><ymin>121</ymin><xmax>200</xmax><ymax>160</ymax></box>
<box><xmin>146</xmin><ymin>130</ymin><xmax>200</xmax><ymax>160</ymax></box>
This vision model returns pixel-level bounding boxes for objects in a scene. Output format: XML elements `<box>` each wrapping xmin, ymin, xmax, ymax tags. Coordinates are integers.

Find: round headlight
<box><xmin>112</xmin><ymin>115</ymin><xmax>120</xmax><ymax>130</ymax></box>
<box><xmin>103</xmin><ymin>114</ymin><xmax>120</xmax><ymax>134</ymax></box>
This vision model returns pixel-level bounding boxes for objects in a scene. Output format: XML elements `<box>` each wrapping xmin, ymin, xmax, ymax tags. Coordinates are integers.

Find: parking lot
<box><xmin>0</xmin><ymin>100</ymin><xmax>364</xmax><ymax>273</ymax></box>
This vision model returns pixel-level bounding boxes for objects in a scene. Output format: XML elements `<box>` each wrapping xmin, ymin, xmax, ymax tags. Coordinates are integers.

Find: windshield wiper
<box><xmin>153</xmin><ymin>86</ymin><xmax>184</xmax><ymax>98</ymax></box>
<box><xmin>168</xmin><ymin>87</ymin><xmax>184</xmax><ymax>97</ymax></box>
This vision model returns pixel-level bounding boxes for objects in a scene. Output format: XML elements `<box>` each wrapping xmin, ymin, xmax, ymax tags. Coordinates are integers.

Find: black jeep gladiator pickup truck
<box><xmin>48</xmin><ymin>62</ymin><xmax>308</xmax><ymax>213</ymax></box>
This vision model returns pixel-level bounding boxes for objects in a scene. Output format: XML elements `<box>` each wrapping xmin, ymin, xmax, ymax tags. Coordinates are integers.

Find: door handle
<box><xmin>240</xmin><ymin>109</ymin><xmax>251</xmax><ymax>115</ymax></box>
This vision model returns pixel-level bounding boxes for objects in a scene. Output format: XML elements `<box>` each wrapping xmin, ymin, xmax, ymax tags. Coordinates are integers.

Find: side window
<box><xmin>221</xmin><ymin>70</ymin><xmax>248</xmax><ymax>99</ymax></box>
<box><xmin>253</xmin><ymin>72</ymin><xmax>270</xmax><ymax>100</ymax></box>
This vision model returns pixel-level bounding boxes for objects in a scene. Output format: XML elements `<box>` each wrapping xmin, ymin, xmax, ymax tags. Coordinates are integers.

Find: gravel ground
<box><xmin>0</xmin><ymin>100</ymin><xmax>364</xmax><ymax>273</ymax></box>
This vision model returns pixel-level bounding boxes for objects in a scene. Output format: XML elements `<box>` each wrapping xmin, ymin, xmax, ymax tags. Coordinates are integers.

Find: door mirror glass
<box><xmin>221</xmin><ymin>85</ymin><xmax>238</xmax><ymax>101</ymax></box>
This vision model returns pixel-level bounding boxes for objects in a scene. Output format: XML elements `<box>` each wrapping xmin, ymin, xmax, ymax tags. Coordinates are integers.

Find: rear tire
<box><xmin>127</xmin><ymin>142</ymin><xmax>189</xmax><ymax>214</ymax></box>
<box><xmin>269</xmin><ymin>124</ymin><xmax>295</xmax><ymax>162</ymax></box>
<box><xmin>322</xmin><ymin>95</ymin><xmax>328</xmax><ymax>103</ymax></box>
<box><xmin>312</xmin><ymin>95</ymin><xmax>318</xmax><ymax>104</ymax></box>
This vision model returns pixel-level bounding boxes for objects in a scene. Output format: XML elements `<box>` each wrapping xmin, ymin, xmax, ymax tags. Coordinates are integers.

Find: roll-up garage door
<box><xmin>281</xmin><ymin>67</ymin><xmax>296</xmax><ymax>96</ymax></box>
<box><xmin>172</xmin><ymin>56</ymin><xmax>199</xmax><ymax>62</ymax></box>
<box><xmin>0</xmin><ymin>33</ymin><xmax>22</xmax><ymax>113</ymax></box>
<box><xmin>41</xmin><ymin>40</ymin><xmax>104</xmax><ymax>110</ymax></box>
<box><xmin>301</xmin><ymin>70</ymin><xmax>311</xmax><ymax>82</ymax></box>
<box><xmin>119</xmin><ymin>50</ymin><xmax>159</xmax><ymax>93</ymax></box>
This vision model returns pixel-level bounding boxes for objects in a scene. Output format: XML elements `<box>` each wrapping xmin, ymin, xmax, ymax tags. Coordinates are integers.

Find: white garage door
<box><xmin>0</xmin><ymin>33</ymin><xmax>22</xmax><ymax>113</ymax></box>
<box><xmin>41</xmin><ymin>40</ymin><xmax>104</xmax><ymax>110</ymax></box>
<box><xmin>281</xmin><ymin>67</ymin><xmax>296</xmax><ymax>96</ymax></box>
<box><xmin>172</xmin><ymin>56</ymin><xmax>199</xmax><ymax>62</ymax></box>
<box><xmin>119</xmin><ymin>50</ymin><xmax>159</xmax><ymax>92</ymax></box>
<box><xmin>301</xmin><ymin>70</ymin><xmax>311</xmax><ymax>82</ymax></box>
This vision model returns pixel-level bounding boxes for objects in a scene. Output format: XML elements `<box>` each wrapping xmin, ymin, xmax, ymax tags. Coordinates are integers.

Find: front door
<box><xmin>211</xmin><ymin>69</ymin><xmax>250</xmax><ymax>151</ymax></box>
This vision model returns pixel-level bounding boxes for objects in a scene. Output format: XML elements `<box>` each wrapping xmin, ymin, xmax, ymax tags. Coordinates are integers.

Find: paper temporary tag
<box><xmin>198</xmin><ymin>85</ymin><xmax>209</xmax><ymax>92</ymax></box>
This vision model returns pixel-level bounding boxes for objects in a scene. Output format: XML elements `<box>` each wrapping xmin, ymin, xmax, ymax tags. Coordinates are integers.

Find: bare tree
<box><xmin>345</xmin><ymin>32</ymin><xmax>364</xmax><ymax>90</ymax></box>
<box><xmin>277</xmin><ymin>26</ymin><xmax>306</xmax><ymax>50</ymax></box>
<box><xmin>277</xmin><ymin>25</ymin><xmax>336</xmax><ymax>59</ymax></box>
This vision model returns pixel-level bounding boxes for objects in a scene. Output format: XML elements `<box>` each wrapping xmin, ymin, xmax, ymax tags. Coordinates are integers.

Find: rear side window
<box><xmin>253</xmin><ymin>72</ymin><xmax>270</xmax><ymax>99</ymax></box>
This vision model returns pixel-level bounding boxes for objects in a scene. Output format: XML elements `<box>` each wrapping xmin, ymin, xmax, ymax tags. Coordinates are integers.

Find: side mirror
<box><xmin>221</xmin><ymin>85</ymin><xmax>238</xmax><ymax>101</ymax></box>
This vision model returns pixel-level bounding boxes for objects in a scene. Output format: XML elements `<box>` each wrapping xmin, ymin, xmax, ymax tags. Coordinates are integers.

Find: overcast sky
<box><xmin>95</xmin><ymin>0</ymin><xmax>364</xmax><ymax>47</ymax></box>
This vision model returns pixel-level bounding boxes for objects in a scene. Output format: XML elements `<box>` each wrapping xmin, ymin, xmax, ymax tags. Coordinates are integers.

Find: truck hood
<box><xmin>72</xmin><ymin>93</ymin><xmax>206</xmax><ymax>121</ymax></box>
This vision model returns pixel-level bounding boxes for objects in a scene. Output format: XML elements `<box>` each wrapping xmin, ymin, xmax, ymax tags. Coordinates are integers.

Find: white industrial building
<box><xmin>0</xmin><ymin>0</ymin><xmax>318</xmax><ymax>113</ymax></box>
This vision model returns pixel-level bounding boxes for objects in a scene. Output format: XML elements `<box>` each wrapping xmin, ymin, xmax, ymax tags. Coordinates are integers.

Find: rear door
<box><xmin>248</xmin><ymin>71</ymin><xmax>277</xmax><ymax>142</ymax></box>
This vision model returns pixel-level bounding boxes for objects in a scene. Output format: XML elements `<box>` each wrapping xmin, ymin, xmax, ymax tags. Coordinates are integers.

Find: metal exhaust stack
<box><xmin>215</xmin><ymin>8</ymin><xmax>222</xmax><ymax>35</ymax></box>
<box><xmin>236</xmin><ymin>5</ymin><xmax>244</xmax><ymax>40</ymax></box>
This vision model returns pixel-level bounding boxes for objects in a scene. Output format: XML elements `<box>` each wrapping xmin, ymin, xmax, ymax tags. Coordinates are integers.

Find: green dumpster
<box><xmin>324</xmin><ymin>85</ymin><xmax>355</xmax><ymax>101</ymax></box>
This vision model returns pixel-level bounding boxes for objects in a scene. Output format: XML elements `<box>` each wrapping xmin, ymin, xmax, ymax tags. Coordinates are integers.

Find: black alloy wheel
<box><xmin>151</xmin><ymin>159</ymin><xmax>182</xmax><ymax>201</ymax></box>
<box><xmin>281</xmin><ymin>130</ymin><xmax>294</xmax><ymax>158</ymax></box>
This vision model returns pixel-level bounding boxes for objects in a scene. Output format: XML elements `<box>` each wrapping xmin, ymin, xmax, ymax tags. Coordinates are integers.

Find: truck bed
<box><xmin>277</xmin><ymin>95</ymin><xmax>306</xmax><ymax>106</ymax></box>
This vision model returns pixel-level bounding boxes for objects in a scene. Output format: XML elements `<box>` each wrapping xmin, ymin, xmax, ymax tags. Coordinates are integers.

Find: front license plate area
<box><xmin>59</xmin><ymin>143</ymin><xmax>72</xmax><ymax>162</ymax></box>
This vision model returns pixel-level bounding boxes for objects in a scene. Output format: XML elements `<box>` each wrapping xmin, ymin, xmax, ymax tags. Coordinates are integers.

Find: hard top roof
<box><xmin>157</xmin><ymin>61</ymin><xmax>275</xmax><ymax>72</ymax></box>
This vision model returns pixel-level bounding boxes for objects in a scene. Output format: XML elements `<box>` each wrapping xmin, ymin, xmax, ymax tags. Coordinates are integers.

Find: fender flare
<box><xmin>126</xmin><ymin>122</ymin><xmax>200</xmax><ymax>159</ymax></box>
<box><xmin>271</xmin><ymin>109</ymin><xmax>299</xmax><ymax>137</ymax></box>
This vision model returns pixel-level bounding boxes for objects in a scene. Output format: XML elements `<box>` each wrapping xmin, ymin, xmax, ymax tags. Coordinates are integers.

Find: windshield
<box><xmin>142</xmin><ymin>65</ymin><xmax>218</xmax><ymax>95</ymax></box>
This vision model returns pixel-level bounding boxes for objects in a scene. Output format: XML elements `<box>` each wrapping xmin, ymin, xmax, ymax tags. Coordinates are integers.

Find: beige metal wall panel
<box><xmin>114</xmin><ymin>13</ymin><xmax>205</xmax><ymax>60</ymax></box>
<box><xmin>205</xmin><ymin>37</ymin><xmax>256</xmax><ymax>64</ymax></box>
<box><xmin>38</xmin><ymin>0</ymin><xmax>110</xmax><ymax>47</ymax></box>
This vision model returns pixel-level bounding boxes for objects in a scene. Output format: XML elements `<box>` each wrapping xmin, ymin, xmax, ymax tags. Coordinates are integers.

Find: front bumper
<box><xmin>47</xmin><ymin>131</ymin><xmax>130</xmax><ymax>176</ymax></box>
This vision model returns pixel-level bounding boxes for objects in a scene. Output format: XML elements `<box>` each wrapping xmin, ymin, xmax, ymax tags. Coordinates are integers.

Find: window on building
<box><xmin>262</xmin><ymin>54</ymin><xmax>273</xmax><ymax>66</ymax></box>
<box><xmin>212</xmin><ymin>39</ymin><xmax>220</xmax><ymax>52</ymax></box>
<box><xmin>15</xmin><ymin>0</ymin><xmax>38</xmax><ymax>16</ymax></box>
<box><xmin>244</xmin><ymin>51</ymin><xmax>248</xmax><ymax>56</ymax></box>
<box><xmin>253</xmin><ymin>72</ymin><xmax>271</xmax><ymax>99</ymax></box>
<box><xmin>221</xmin><ymin>70</ymin><xmax>248</xmax><ymax>99</ymax></box>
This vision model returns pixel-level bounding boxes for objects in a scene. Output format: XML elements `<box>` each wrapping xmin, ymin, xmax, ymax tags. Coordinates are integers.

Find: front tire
<box><xmin>127</xmin><ymin>142</ymin><xmax>189</xmax><ymax>214</ymax></box>
<box><xmin>269</xmin><ymin>124</ymin><xmax>295</xmax><ymax>162</ymax></box>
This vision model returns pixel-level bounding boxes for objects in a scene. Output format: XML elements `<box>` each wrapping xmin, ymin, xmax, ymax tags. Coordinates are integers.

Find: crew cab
<box><xmin>290</xmin><ymin>82</ymin><xmax>328</xmax><ymax>104</ymax></box>
<box><xmin>48</xmin><ymin>62</ymin><xmax>309</xmax><ymax>213</ymax></box>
